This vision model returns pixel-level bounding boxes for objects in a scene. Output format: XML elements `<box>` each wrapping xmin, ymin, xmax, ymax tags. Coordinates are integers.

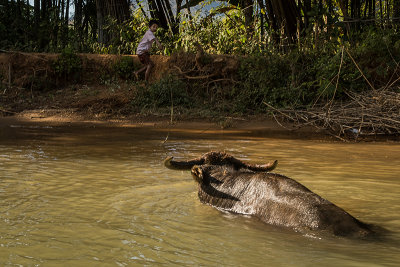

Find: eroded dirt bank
<box><xmin>0</xmin><ymin>52</ymin><xmax>398</xmax><ymax>141</ymax></box>
<box><xmin>0</xmin><ymin>51</ymin><xmax>237</xmax><ymax>117</ymax></box>
<box><xmin>0</xmin><ymin>51</ymin><xmax>324</xmax><ymax>140</ymax></box>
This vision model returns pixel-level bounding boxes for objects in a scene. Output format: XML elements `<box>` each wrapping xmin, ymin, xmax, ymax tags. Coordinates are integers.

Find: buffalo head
<box><xmin>164</xmin><ymin>151</ymin><xmax>278</xmax><ymax>172</ymax></box>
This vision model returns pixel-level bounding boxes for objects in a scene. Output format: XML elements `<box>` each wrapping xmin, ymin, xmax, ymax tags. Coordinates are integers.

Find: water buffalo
<box><xmin>164</xmin><ymin>151</ymin><xmax>376</xmax><ymax>238</ymax></box>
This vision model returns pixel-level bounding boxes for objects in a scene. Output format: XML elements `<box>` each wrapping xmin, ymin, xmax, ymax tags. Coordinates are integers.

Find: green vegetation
<box><xmin>2</xmin><ymin>0</ymin><xmax>399</xmax><ymax>55</ymax></box>
<box><xmin>132</xmin><ymin>75</ymin><xmax>191</xmax><ymax>111</ymax></box>
<box><xmin>113</xmin><ymin>56</ymin><xmax>136</xmax><ymax>80</ymax></box>
<box><xmin>138</xmin><ymin>28</ymin><xmax>400</xmax><ymax>115</ymax></box>
<box><xmin>52</xmin><ymin>48</ymin><xmax>82</xmax><ymax>82</ymax></box>
<box><xmin>1</xmin><ymin>0</ymin><xmax>400</xmax><ymax>116</ymax></box>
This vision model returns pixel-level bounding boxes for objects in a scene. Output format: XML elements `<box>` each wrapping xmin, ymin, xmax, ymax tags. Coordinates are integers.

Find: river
<box><xmin>0</xmin><ymin>124</ymin><xmax>399</xmax><ymax>266</ymax></box>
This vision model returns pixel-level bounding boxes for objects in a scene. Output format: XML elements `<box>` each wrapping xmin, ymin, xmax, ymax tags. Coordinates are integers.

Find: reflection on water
<box><xmin>0</xmin><ymin>125</ymin><xmax>399</xmax><ymax>266</ymax></box>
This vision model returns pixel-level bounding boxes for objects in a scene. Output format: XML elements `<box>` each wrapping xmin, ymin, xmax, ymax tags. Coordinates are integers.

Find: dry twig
<box><xmin>266</xmin><ymin>89</ymin><xmax>400</xmax><ymax>141</ymax></box>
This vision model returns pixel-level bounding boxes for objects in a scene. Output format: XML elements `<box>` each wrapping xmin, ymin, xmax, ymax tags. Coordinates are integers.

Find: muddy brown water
<box><xmin>0</xmin><ymin>124</ymin><xmax>399</xmax><ymax>266</ymax></box>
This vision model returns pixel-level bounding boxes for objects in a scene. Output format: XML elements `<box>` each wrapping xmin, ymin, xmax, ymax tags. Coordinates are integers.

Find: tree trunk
<box><xmin>275</xmin><ymin>0</ymin><xmax>300</xmax><ymax>43</ymax></box>
<box><xmin>386</xmin><ymin>0</ymin><xmax>390</xmax><ymax>21</ymax></box>
<box><xmin>148</xmin><ymin>0</ymin><xmax>168</xmax><ymax>29</ymax></box>
<box><xmin>162</xmin><ymin>0</ymin><xmax>178</xmax><ymax>33</ymax></box>
<box><xmin>63</xmin><ymin>0</ymin><xmax>69</xmax><ymax>48</ymax></box>
<box><xmin>394</xmin><ymin>0</ymin><xmax>400</xmax><ymax>24</ymax></box>
<box><xmin>34</xmin><ymin>0</ymin><xmax>40</xmax><ymax>32</ymax></box>
<box><xmin>338</xmin><ymin>0</ymin><xmax>349</xmax><ymax>19</ymax></box>
<box><xmin>303</xmin><ymin>0</ymin><xmax>312</xmax><ymax>29</ymax></box>
<box><xmin>40</xmin><ymin>0</ymin><xmax>52</xmax><ymax>49</ymax></box>
<box><xmin>265</xmin><ymin>0</ymin><xmax>301</xmax><ymax>46</ymax></box>
<box><xmin>242</xmin><ymin>0</ymin><xmax>254</xmax><ymax>37</ymax></box>
<box><xmin>55</xmin><ymin>0</ymin><xmax>62</xmax><ymax>47</ymax></box>
<box><xmin>95</xmin><ymin>0</ymin><xmax>105</xmax><ymax>43</ymax></box>
<box><xmin>338</xmin><ymin>0</ymin><xmax>351</xmax><ymax>35</ymax></box>
<box><xmin>147</xmin><ymin>0</ymin><xmax>179</xmax><ymax>34</ymax></box>
<box><xmin>264</xmin><ymin>0</ymin><xmax>279</xmax><ymax>44</ymax></box>
<box><xmin>257</xmin><ymin>0</ymin><xmax>267</xmax><ymax>41</ymax></box>
<box><xmin>74</xmin><ymin>0</ymin><xmax>83</xmax><ymax>49</ymax></box>
<box><xmin>95</xmin><ymin>0</ymin><xmax>130</xmax><ymax>44</ymax></box>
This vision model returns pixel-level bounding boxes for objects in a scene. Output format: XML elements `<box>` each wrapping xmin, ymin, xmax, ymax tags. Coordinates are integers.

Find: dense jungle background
<box><xmin>1</xmin><ymin>0</ymin><xmax>400</xmax><ymax>139</ymax></box>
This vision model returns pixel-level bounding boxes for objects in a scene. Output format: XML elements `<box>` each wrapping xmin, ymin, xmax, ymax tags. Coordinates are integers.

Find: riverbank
<box><xmin>0</xmin><ymin>108</ymin><xmax>334</xmax><ymax>141</ymax></box>
<box><xmin>1</xmin><ymin>108</ymin><xmax>398</xmax><ymax>142</ymax></box>
<box><xmin>1</xmin><ymin>51</ymin><xmax>399</xmax><ymax>142</ymax></box>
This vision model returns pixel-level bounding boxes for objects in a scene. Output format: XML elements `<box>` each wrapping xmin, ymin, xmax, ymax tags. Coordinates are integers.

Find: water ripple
<box><xmin>0</xmin><ymin>130</ymin><xmax>399</xmax><ymax>266</ymax></box>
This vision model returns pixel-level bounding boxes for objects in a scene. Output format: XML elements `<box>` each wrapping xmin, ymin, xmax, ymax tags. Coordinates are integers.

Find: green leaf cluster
<box><xmin>113</xmin><ymin>56</ymin><xmax>136</xmax><ymax>80</ymax></box>
<box><xmin>52</xmin><ymin>48</ymin><xmax>82</xmax><ymax>82</ymax></box>
<box><xmin>132</xmin><ymin>75</ymin><xmax>192</xmax><ymax>110</ymax></box>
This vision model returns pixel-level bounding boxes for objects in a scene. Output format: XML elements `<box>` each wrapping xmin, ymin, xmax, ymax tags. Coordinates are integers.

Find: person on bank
<box><xmin>134</xmin><ymin>20</ymin><xmax>164</xmax><ymax>82</ymax></box>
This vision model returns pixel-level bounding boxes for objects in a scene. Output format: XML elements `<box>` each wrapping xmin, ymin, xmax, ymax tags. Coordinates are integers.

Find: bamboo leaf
<box><xmin>213</xmin><ymin>6</ymin><xmax>237</xmax><ymax>14</ymax></box>
<box><xmin>182</xmin><ymin>0</ymin><xmax>205</xmax><ymax>9</ymax></box>
<box><xmin>183</xmin><ymin>0</ymin><xmax>241</xmax><ymax>9</ymax></box>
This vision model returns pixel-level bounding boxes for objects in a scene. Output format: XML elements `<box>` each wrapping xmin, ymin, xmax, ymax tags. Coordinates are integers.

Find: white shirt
<box><xmin>136</xmin><ymin>29</ymin><xmax>156</xmax><ymax>55</ymax></box>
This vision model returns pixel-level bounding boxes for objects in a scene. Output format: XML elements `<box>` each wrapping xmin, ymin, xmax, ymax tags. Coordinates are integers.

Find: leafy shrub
<box><xmin>113</xmin><ymin>56</ymin><xmax>135</xmax><ymax>80</ymax></box>
<box><xmin>52</xmin><ymin>48</ymin><xmax>82</xmax><ymax>82</ymax></box>
<box><xmin>99</xmin><ymin>68</ymin><xmax>116</xmax><ymax>85</ymax></box>
<box><xmin>313</xmin><ymin>28</ymin><xmax>400</xmax><ymax>100</ymax></box>
<box><xmin>231</xmin><ymin>54</ymin><xmax>293</xmax><ymax>112</ymax></box>
<box><xmin>90</xmin><ymin>13</ymin><xmax>148</xmax><ymax>55</ymax></box>
<box><xmin>353</xmin><ymin>29</ymin><xmax>400</xmax><ymax>88</ymax></box>
<box><xmin>132</xmin><ymin>75</ymin><xmax>191</xmax><ymax>110</ymax></box>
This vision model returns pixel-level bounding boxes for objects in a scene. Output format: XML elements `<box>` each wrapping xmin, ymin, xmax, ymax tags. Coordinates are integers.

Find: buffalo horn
<box><xmin>164</xmin><ymin>156</ymin><xmax>204</xmax><ymax>170</ymax></box>
<box><xmin>247</xmin><ymin>160</ymin><xmax>278</xmax><ymax>172</ymax></box>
